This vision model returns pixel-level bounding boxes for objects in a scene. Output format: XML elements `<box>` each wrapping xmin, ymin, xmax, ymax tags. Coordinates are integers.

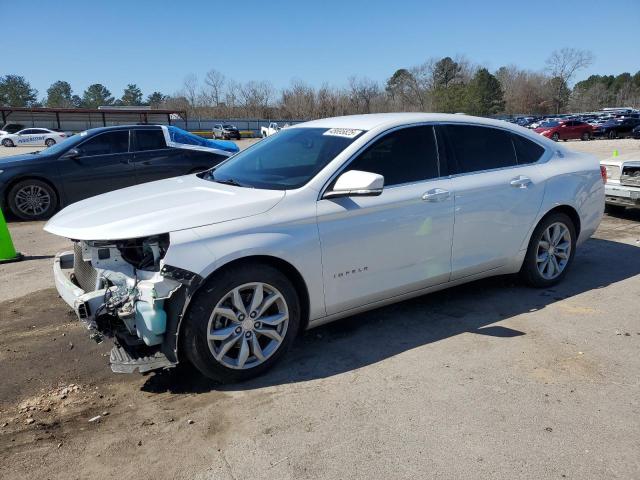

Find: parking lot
<box><xmin>1</xmin><ymin>138</ymin><xmax>640</xmax><ymax>479</ymax></box>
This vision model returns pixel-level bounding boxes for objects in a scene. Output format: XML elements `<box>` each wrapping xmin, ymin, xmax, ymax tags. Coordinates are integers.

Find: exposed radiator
<box><xmin>73</xmin><ymin>242</ymin><xmax>98</xmax><ymax>292</ymax></box>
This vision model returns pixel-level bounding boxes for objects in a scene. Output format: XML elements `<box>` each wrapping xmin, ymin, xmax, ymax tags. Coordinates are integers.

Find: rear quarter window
<box><xmin>512</xmin><ymin>134</ymin><xmax>545</xmax><ymax>165</ymax></box>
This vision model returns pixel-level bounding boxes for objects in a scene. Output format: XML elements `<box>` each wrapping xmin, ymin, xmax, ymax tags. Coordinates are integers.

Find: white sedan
<box><xmin>1</xmin><ymin>128</ymin><xmax>67</xmax><ymax>147</ymax></box>
<box><xmin>45</xmin><ymin>113</ymin><xmax>605</xmax><ymax>382</ymax></box>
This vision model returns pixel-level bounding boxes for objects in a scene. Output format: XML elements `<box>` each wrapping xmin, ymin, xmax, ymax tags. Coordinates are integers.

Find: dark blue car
<box><xmin>0</xmin><ymin>125</ymin><xmax>239</xmax><ymax>220</ymax></box>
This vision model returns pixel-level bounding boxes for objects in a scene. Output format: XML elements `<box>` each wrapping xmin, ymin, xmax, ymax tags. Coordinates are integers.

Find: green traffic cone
<box><xmin>0</xmin><ymin>208</ymin><xmax>23</xmax><ymax>264</ymax></box>
<box><xmin>613</xmin><ymin>149</ymin><xmax>619</xmax><ymax>157</ymax></box>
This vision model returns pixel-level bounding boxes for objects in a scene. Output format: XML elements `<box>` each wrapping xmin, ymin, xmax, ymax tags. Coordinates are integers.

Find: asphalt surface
<box><xmin>0</xmin><ymin>138</ymin><xmax>639</xmax><ymax>480</ymax></box>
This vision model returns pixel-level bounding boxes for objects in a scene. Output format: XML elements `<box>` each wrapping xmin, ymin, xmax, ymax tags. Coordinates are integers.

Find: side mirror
<box><xmin>64</xmin><ymin>148</ymin><xmax>81</xmax><ymax>159</ymax></box>
<box><xmin>323</xmin><ymin>170</ymin><xmax>384</xmax><ymax>199</ymax></box>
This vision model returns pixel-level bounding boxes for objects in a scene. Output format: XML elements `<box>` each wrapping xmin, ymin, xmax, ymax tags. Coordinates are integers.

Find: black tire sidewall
<box><xmin>182</xmin><ymin>263</ymin><xmax>301</xmax><ymax>383</ymax></box>
<box><xmin>45</xmin><ymin>139</ymin><xmax>55</xmax><ymax>147</ymax></box>
<box><xmin>520</xmin><ymin>212</ymin><xmax>577</xmax><ymax>288</ymax></box>
<box><xmin>7</xmin><ymin>179</ymin><xmax>58</xmax><ymax>220</ymax></box>
<box><xmin>2</xmin><ymin>139</ymin><xmax>14</xmax><ymax>147</ymax></box>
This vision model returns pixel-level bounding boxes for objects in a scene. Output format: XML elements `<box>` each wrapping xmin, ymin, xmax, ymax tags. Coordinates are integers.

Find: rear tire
<box><xmin>45</xmin><ymin>138</ymin><xmax>56</xmax><ymax>147</ymax></box>
<box><xmin>608</xmin><ymin>130</ymin><xmax>617</xmax><ymax>139</ymax></box>
<box><xmin>7</xmin><ymin>179</ymin><xmax>58</xmax><ymax>220</ymax></box>
<box><xmin>581</xmin><ymin>132</ymin><xmax>590</xmax><ymax>141</ymax></box>
<box><xmin>520</xmin><ymin>212</ymin><xmax>576</xmax><ymax>288</ymax></box>
<box><xmin>182</xmin><ymin>263</ymin><xmax>300</xmax><ymax>383</ymax></box>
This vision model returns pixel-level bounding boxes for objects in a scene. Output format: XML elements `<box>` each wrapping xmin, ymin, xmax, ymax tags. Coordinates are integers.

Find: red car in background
<box><xmin>534</xmin><ymin>120</ymin><xmax>593</xmax><ymax>141</ymax></box>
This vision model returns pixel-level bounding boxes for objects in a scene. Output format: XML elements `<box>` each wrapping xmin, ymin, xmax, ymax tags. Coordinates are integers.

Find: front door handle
<box><xmin>510</xmin><ymin>175</ymin><xmax>532</xmax><ymax>188</ymax></box>
<box><xmin>422</xmin><ymin>188</ymin><xmax>451</xmax><ymax>202</ymax></box>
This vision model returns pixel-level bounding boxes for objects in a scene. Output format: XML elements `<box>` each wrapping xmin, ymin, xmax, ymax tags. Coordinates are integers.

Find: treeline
<box><xmin>1</xmin><ymin>48</ymin><xmax>639</xmax><ymax>119</ymax></box>
<box><xmin>0</xmin><ymin>78</ymin><xmax>166</xmax><ymax>109</ymax></box>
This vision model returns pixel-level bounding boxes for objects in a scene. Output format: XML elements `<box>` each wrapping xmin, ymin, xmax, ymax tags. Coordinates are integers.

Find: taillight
<box><xmin>60</xmin><ymin>133</ymin><xmax>66</xmax><ymax>137</ymax></box>
<box><xmin>600</xmin><ymin>165</ymin><xmax>607</xmax><ymax>183</ymax></box>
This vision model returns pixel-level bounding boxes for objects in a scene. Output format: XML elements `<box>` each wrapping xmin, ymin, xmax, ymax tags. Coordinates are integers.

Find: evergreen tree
<box><xmin>82</xmin><ymin>84</ymin><xmax>114</xmax><ymax>108</ymax></box>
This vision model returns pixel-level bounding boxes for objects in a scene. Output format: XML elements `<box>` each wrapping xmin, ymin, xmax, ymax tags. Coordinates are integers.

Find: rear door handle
<box><xmin>510</xmin><ymin>175</ymin><xmax>532</xmax><ymax>188</ymax></box>
<box><xmin>422</xmin><ymin>188</ymin><xmax>451</xmax><ymax>202</ymax></box>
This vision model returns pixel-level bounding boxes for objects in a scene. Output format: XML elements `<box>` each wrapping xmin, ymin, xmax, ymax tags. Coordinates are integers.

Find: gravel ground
<box><xmin>1</xmin><ymin>137</ymin><xmax>639</xmax><ymax>480</ymax></box>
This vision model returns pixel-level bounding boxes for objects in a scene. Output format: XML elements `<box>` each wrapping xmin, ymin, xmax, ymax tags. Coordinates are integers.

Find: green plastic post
<box><xmin>0</xmin><ymin>208</ymin><xmax>22</xmax><ymax>263</ymax></box>
<box><xmin>613</xmin><ymin>149</ymin><xmax>619</xmax><ymax>157</ymax></box>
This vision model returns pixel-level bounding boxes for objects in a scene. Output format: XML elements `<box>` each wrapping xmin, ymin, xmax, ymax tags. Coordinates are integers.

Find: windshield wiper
<box><xmin>211</xmin><ymin>175</ymin><xmax>252</xmax><ymax>188</ymax></box>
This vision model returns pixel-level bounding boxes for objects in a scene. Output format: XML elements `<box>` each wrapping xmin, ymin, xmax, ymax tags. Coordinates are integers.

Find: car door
<box><xmin>440</xmin><ymin>124</ymin><xmax>547</xmax><ymax>280</ymax></box>
<box><xmin>30</xmin><ymin>129</ymin><xmax>50</xmax><ymax>145</ymax></box>
<box><xmin>14</xmin><ymin>129</ymin><xmax>37</xmax><ymax>146</ymax></box>
<box><xmin>57</xmin><ymin>129</ymin><xmax>136</xmax><ymax>203</ymax></box>
<box><xmin>317</xmin><ymin>125</ymin><xmax>455</xmax><ymax>315</ymax></box>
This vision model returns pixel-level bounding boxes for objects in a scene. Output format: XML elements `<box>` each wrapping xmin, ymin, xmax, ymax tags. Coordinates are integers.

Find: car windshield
<box><xmin>540</xmin><ymin>121</ymin><xmax>559</xmax><ymax>127</ymax></box>
<box><xmin>204</xmin><ymin>127</ymin><xmax>363</xmax><ymax>190</ymax></box>
<box><xmin>40</xmin><ymin>133</ymin><xmax>83</xmax><ymax>155</ymax></box>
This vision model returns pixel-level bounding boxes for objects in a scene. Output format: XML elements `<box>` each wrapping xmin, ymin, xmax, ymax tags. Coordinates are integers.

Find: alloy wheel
<box><xmin>536</xmin><ymin>222</ymin><xmax>571</xmax><ymax>280</ymax></box>
<box><xmin>207</xmin><ymin>282</ymin><xmax>289</xmax><ymax>370</ymax></box>
<box><xmin>14</xmin><ymin>184</ymin><xmax>51</xmax><ymax>217</ymax></box>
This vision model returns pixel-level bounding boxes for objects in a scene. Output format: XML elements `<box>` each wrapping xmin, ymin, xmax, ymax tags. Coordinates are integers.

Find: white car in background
<box><xmin>0</xmin><ymin>128</ymin><xmax>67</xmax><ymax>147</ymax></box>
<box><xmin>45</xmin><ymin>113</ymin><xmax>604</xmax><ymax>383</ymax></box>
<box><xmin>600</xmin><ymin>153</ymin><xmax>640</xmax><ymax>213</ymax></box>
<box><xmin>260</xmin><ymin>122</ymin><xmax>281</xmax><ymax>137</ymax></box>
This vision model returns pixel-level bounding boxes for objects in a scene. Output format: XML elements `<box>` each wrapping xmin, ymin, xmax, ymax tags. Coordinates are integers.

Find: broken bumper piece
<box><xmin>110</xmin><ymin>343</ymin><xmax>174</xmax><ymax>374</ymax></box>
<box><xmin>53</xmin><ymin>251</ymin><xmax>104</xmax><ymax>327</ymax></box>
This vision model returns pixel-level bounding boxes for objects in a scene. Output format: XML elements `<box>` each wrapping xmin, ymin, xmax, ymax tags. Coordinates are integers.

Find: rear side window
<box><xmin>445</xmin><ymin>125</ymin><xmax>516</xmax><ymax>174</ymax></box>
<box><xmin>79</xmin><ymin>131</ymin><xmax>129</xmax><ymax>156</ymax></box>
<box><xmin>135</xmin><ymin>129</ymin><xmax>166</xmax><ymax>151</ymax></box>
<box><xmin>346</xmin><ymin>126</ymin><xmax>439</xmax><ymax>186</ymax></box>
<box><xmin>512</xmin><ymin>134</ymin><xmax>545</xmax><ymax>165</ymax></box>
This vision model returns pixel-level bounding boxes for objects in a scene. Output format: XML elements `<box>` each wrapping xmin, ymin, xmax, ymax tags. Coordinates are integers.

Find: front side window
<box><xmin>445</xmin><ymin>125</ymin><xmax>516</xmax><ymax>174</ymax></box>
<box><xmin>206</xmin><ymin>127</ymin><xmax>362</xmax><ymax>190</ymax></box>
<box><xmin>345</xmin><ymin>126</ymin><xmax>439</xmax><ymax>186</ymax></box>
<box><xmin>79</xmin><ymin>131</ymin><xmax>129</xmax><ymax>156</ymax></box>
<box><xmin>135</xmin><ymin>129</ymin><xmax>166</xmax><ymax>151</ymax></box>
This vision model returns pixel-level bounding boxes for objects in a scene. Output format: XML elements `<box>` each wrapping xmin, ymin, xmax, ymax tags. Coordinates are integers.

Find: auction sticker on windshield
<box><xmin>323</xmin><ymin>128</ymin><xmax>363</xmax><ymax>138</ymax></box>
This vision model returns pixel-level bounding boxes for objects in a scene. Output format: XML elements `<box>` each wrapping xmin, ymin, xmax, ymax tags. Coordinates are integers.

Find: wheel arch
<box><xmin>2</xmin><ymin>174</ymin><xmax>62</xmax><ymax>212</ymax></box>
<box><xmin>172</xmin><ymin>254</ymin><xmax>311</xmax><ymax>363</ymax></box>
<box><xmin>541</xmin><ymin>204</ymin><xmax>581</xmax><ymax>238</ymax></box>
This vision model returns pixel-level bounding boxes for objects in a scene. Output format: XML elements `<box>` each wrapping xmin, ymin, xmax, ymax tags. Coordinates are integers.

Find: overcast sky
<box><xmin>7</xmin><ymin>0</ymin><xmax>640</xmax><ymax>99</ymax></box>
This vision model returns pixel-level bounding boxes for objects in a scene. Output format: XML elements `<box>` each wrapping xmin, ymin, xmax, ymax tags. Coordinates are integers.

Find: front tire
<box><xmin>2</xmin><ymin>138</ymin><xmax>14</xmax><ymax>147</ymax></box>
<box><xmin>608</xmin><ymin>130</ymin><xmax>617</xmax><ymax>139</ymax></box>
<box><xmin>551</xmin><ymin>132</ymin><xmax>560</xmax><ymax>141</ymax></box>
<box><xmin>182</xmin><ymin>264</ymin><xmax>300</xmax><ymax>383</ymax></box>
<box><xmin>7</xmin><ymin>179</ymin><xmax>58</xmax><ymax>220</ymax></box>
<box><xmin>520</xmin><ymin>213</ymin><xmax>576</xmax><ymax>288</ymax></box>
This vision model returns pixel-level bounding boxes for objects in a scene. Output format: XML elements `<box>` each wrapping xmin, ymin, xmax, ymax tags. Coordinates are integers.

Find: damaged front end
<box><xmin>53</xmin><ymin>234</ymin><xmax>195</xmax><ymax>374</ymax></box>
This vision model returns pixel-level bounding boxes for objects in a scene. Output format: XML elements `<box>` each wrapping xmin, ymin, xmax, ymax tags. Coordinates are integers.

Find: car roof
<box><xmin>295</xmin><ymin>112</ymin><xmax>533</xmax><ymax>132</ymax></box>
<box><xmin>82</xmin><ymin>124</ymin><xmax>164</xmax><ymax>135</ymax></box>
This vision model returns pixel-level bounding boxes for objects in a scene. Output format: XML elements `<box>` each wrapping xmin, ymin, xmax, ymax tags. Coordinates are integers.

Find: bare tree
<box><xmin>348</xmin><ymin>76</ymin><xmax>381</xmax><ymax>114</ymax></box>
<box><xmin>182</xmin><ymin>73</ymin><xmax>199</xmax><ymax>113</ymax></box>
<box><xmin>203</xmin><ymin>69</ymin><xmax>226</xmax><ymax>106</ymax></box>
<box><xmin>237</xmin><ymin>80</ymin><xmax>274</xmax><ymax>117</ymax></box>
<box><xmin>280</xmin><ymin>79</ymin><xmax>316</xmax><ymax>119</ymax></box>
<box><xmin>545</xmin><ymin>48</ymin><xmax>593</xmax><ymax>113</ymax></box>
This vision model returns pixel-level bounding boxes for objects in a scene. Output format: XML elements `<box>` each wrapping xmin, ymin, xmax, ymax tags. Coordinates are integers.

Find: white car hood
<box><xmin>44</xmin><ymin>174</ymin><xmax>285</xmax><ymax>240</ymax></box>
